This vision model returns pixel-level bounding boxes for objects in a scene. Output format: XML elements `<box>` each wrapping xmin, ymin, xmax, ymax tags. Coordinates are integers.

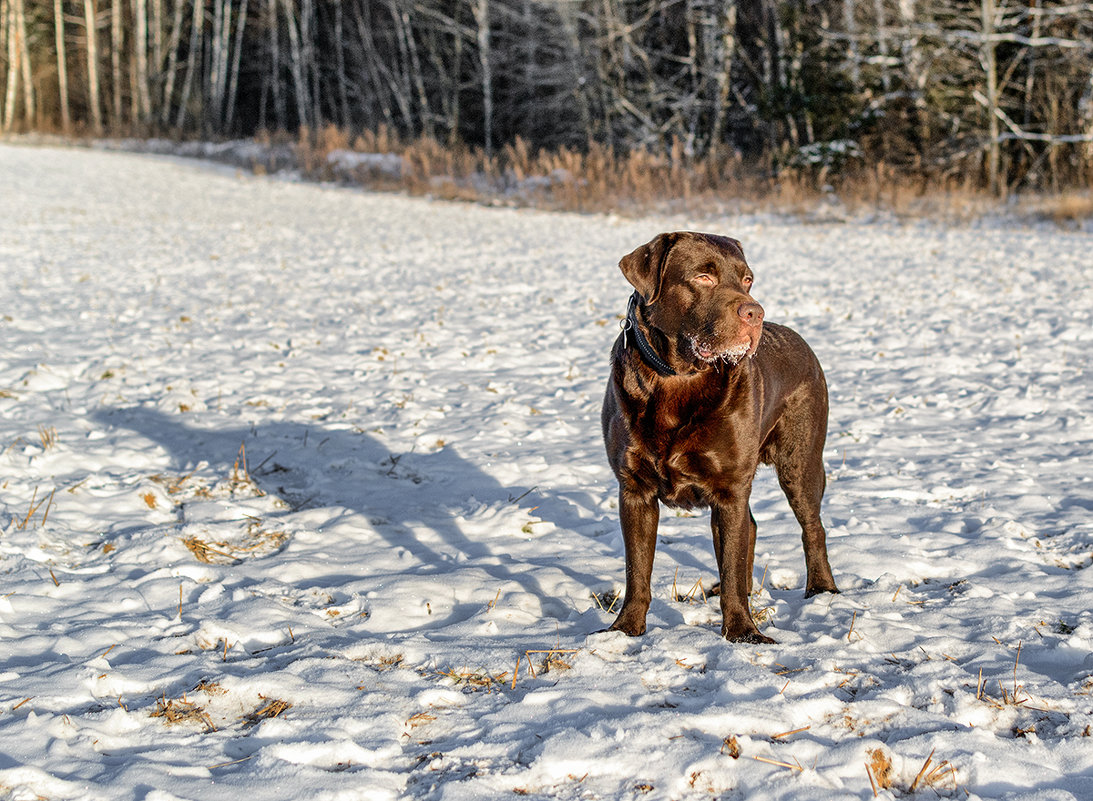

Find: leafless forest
<box><xmin>4</xmin><ymin>0</ymin><xmax>1093</xmax><ymax>193</ymax></box>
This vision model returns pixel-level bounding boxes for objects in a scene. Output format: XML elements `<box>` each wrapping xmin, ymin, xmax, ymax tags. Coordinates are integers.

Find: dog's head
<box><xmin>620</xmin><ymin>232</ymin><xmax>764</xmax><ymax>367</ymax></box>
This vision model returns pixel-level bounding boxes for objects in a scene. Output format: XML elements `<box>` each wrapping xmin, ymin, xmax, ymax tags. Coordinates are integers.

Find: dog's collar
<box><xmin>622</xmin><ymin>292</ymin><xmax>677</xmax><ymax>377</ymax></box>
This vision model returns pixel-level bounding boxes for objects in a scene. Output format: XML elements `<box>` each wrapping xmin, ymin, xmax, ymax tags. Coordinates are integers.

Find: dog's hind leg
<box><xmin>765</xmin><ymin>374</ymin><xmax>838</xmax><ymax>597</ymax></box>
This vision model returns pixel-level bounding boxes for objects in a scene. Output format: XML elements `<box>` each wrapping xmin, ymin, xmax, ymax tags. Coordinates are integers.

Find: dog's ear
<box><xmin>619</xmin><ymin>233</ymin><xmax>678</xmax><ymax>304</ymax></box>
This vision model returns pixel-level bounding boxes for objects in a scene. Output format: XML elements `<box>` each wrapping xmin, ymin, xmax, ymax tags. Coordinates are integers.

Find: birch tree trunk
<box><xmin>135</xmin><ymin>0</ymin><xmax>151</xmax><ymax>123</ymax></box>
<box><xmin>223</xmin><ymin>0</ymin><xmax>248</xmax><ymax>131</ymax></box>
<box><xmin>3</xmin><ymin>0</ymin><xmax>18</xmax><ymax>131</ymax></box>
<box><xmin>111</xmin><ymin>0</ymin><xmax>122</xmax><ymax>126</ymax></box>
<box><xmin>84</xmin><ymin>0</ymin><xmax>104</xmax><ymax>132</ymax></box>
<box><xmin>710</xmin><ymin>2</ymin><xmax>736</xmax><ymax>160</ymax></box>
<box><xmin>56</xmin><ymin>0</ymin><xmax>72</xmax><ymax>130</ymax></box>
<box><xmin>279</xmin><ymin>0</ymin><xmax>309</xmax><ymax>129</ymax></box>
<box><xmin>8</xmin><ymin>0</ymin><xmax>34</xmax><ymax>128</ymax></box>
<box><xmin>211</xmin><ymin>0</ymin><xmax>233</xmax><ymax>131</ymax></box>
<box><xmin>267</xmin><ymin>0</ymin><xmax>285</xmax><ymax>129</ymax></box>
<box><xmin>175</xmin><ymin>0</ymin><xmax>202</xmax><ymax>129</ymax></box>
<box><xmin>401</xmin><ymin>8</ymin><xmax>432</xmax><ymax>139</ymax></box>
<box><xmin>159</xmin><ymin>0</ymin><xmax>185</xmax><ymax>124</ymax></box>
<box><xmin>300</xmin><ymin>0</ymin><xmax>317</xmax><ymax>130</ymax></box>
<box><xmin>333</xmin><ymin>0</ymin><xmax>347</xmax><ymax>128</ymax></box>
<box><xmin>981</xmin><ymin>0</ymin><xmax>1001</xmax><ymax>194</ymax></box>
<box><xmin>472</xmin><ymin>0</ymin><xmax>492</xmax><ymax>156</ymax></box>
<box><xmin>151</xmin><ymin>0</ymin><xmax>162</xmax><ymax>83</ymax></box>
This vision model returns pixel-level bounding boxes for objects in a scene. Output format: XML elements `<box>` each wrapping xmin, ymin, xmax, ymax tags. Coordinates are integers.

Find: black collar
<box><xmin>623</xmin><ymin>292</ymin><xmax>677</xmax><ymax>377</ymax></box>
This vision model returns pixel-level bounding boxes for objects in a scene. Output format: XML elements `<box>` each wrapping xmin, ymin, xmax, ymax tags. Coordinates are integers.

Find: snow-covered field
<box><xmin>1</xmin><ymin>143</ymin><xmax>1091</xmax><ymax>801</ymax></box>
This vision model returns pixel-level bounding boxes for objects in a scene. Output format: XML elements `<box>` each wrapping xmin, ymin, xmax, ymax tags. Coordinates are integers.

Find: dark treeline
<box><xmin>4</xmin><ymin>0</ymin><xmax>1093</xmax><ymax>192</ymax></box>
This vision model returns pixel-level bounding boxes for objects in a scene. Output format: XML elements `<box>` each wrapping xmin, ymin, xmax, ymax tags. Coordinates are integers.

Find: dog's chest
<box><xmin>631</xmin><ymin>402</ymin><xmax>741</xmax><ymax>508</ymax></box>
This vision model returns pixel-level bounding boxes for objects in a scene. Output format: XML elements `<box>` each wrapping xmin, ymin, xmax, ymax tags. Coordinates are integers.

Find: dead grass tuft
<box><xmin>38</xmin><ymin>425</ymin><xmax>58</xmax><ymax>450</ymax></box>
<box><xmin>908</xmin><ymin>748</ymin><xmax>958</xmax><ymax>794</ymax></box>
<box><xmin>181</xmin><ymin>519</ymin><xmax>289</xmax><ymax>565</ymax></box>
<box><xmin>591</xmin><ymin>589</ymin><xmax>621</xmax><ymax>614</ymax></box>
<box><xmin>511</xmin><ymin>648</ymin><xmax>580</xmax><ymax>688</ymax></box>
<box><xmin>1029</xmin><ymin>191</ymin><xmax>1093</xmax><ymax>226</ymax></box>
<box><xmin>148</xmin><ymin>470</ymin><xmax>197</xmax><ymax>496</ymax></box>
<box><xmin>353</xmin><ymin>653</ymin><xmax>404</xmax><ymax>671</ymax></box>
<box><xmin>866</xmin><ymin>748</ymin><xmax>893</xmax><ymax>793</ymax></box>
<box><xmin>749</xmin><ymin>565</ymin><xmax>774</xmax><ymax>628</ymax></box>
<box><xmin>865</xmin><ymin>746</ymin><xmax>959</xmax><ymax>797</ymax></box>
<box><xmin>241</xmin><ymin>697</ymin><xmax>292</xmax><ymax>727</ymax></box>
<box><xmin>150</xmin><ymin>693</ymin><xmax>216</xmax><ymax>732</ymax></box>
<box><xmin>435</xmin><ymin>666</ymin><xmax>509</xmax><ymax>693</ymax></box>
<box><xmin>288</xmin><ymin>125</ymin><xmax>1081</xmax><ymax>224</ymax></box>
<box><xmin>12</xmin><ymin>486</ymin><xmax>55</xmax><ymax>530</ymax></box>
<box><xmin>674</xmin><ymin>574</ymin><xmax>709</xmax><ymax>605</ymax></box>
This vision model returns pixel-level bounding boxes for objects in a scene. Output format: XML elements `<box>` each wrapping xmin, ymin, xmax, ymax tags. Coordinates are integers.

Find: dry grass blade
<box><xmin>908</xmin><ymin>748</ymin><xmax>936</xmax><ymax>793</ymax></box>
<box><xmin>17</xmin><ymin>486</ymin><xmax>42</xmax><ymax>530</ymax></box>
<box><xmin>771</xmin><ymin>725</ymin><xmax>810</xmax><ymax>740</ymax></box>
<box><xmin>208</xmin><ymin>754</ymin><xmax>256</xmax><ymax>770</ymax></box>
<box><xmin>406</xmin><ymin>712</ymin><xmax>436</xmax><ymax>729</ymax></box>
<box><xmin>752</xmin><ymin>755</ymin><xmax>803</xmax><ymax>772</ymax></box>
<box><xmin>721</xmin><ymin>736</ymin><xmax>741</xmax><ymax>758</ymax></box>
<box><xmin>865</xmin><ymin>762</ymin><xmax>878</xmax><ymax>797</ymax></box>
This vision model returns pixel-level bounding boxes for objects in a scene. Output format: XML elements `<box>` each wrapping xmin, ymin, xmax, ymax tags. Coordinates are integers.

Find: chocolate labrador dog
<box><xmin>601</xmin><ymin>232</ymin><xmax>838</xmax><ymax>643</ymax></box>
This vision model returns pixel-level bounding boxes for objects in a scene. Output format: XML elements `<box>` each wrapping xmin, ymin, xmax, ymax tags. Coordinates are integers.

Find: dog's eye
<box><xmin>742</xmin><ymin>275</ymin><xmax>754</xmax><ymax>288</ymax></box>
<box><xmin>693</xmin><ymin>274</ymin><xmax>716</xmax><ymax>286</ymax></box>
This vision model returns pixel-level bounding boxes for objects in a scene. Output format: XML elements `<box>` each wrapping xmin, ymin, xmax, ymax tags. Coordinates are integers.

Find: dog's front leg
<box><xmin>609</xmin><ymin>487</ymin><xmax>660</xmax><ymax>636</ymax></box>
<box><xmin>712</xmin><ymin>498</ymin><xmax>775</xmax><ymax>644</ymax></box>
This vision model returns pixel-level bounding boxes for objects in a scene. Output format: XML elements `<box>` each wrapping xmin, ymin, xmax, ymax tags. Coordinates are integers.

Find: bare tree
<box><xmin>174</xmin><ymin>0</ymin><xmax>201</xmax><ymax>129</ymax></box>
<box><xmin>472</xmin><ymin>0</ymin><xmax>493</xmax><ymax>156</ymax></box>
<box><xmin>159</xmin><ymin>0</ymin><xmax>185</xmax><ymax>125</ymax></box>
<box><xmin>3</xmin><ymin>0</ymin><xmax>18</xmax><ymax>131</ymax></box>
<box><xmin>56</xmin><ymin>0</ymin><xmax>72</xmax><ymax>130</ymax></box>
<box><xmin>111</xmin><ymin>0</ymin><xmax>122</xmax><ymax>126</ymax></box>
<box><xmin>980</xmin><ymin>0</ymin><xmax>1001</xmax><ymax>194</ymax></box>
<box><xmin>135</xmin><ymin>0</ymin><xmax>151</xmax><ymax>122</ymax></box>
<box><xmin>84</xmin><ymin>0</ymin><xmax>103</xmax><ymax>132</ymax></box>
<box><xmin>223</xmin><ymin>0</ymin><xmax>248</xmax><ymax>131</ymax></box>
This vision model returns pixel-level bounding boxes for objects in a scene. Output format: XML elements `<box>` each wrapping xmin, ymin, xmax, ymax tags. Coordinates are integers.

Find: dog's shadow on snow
<box><xmin>91</xmin><ymin>406</ymin><xmax>610</xmax><ymax>635</ymax></box>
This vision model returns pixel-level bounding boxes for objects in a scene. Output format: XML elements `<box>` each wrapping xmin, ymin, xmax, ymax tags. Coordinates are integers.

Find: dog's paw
<box><xmin>721</xmin><ymin>625</ymin><xmax>776</xmax><ymax>644</ymax></box>
<box><xmin>804</xmin><ymin>583</ymin><xmax>839</xmax><ymax>598</ymax></box>
<box><xmin>606</xmin><ymin>622</ymin><xmax>646</xmax><ymax>637</ymax></box>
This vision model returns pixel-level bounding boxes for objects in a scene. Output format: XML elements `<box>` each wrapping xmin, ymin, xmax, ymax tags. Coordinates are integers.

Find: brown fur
<box><xmin>601</xmin><ymin>232</ymin><xmax>838</xmax><ymax>643</ymax></box>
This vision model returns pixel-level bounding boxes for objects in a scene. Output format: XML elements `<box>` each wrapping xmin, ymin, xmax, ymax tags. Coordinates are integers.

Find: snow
<box><xmin>1</xmin><ymin>142</ymin><xmax>1092</xmax><ymax>801</ymax></box>
<box><xmin>325</xmin><ymin>150</ymin><xmax>405</xmax><ymax>180</ymax></box>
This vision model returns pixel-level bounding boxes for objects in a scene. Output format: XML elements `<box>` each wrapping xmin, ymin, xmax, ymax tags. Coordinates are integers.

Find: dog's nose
<box><xmin>737</xmin><ymin>302</ymin><xmax>764</xmax><ymax>326</ymax></box>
